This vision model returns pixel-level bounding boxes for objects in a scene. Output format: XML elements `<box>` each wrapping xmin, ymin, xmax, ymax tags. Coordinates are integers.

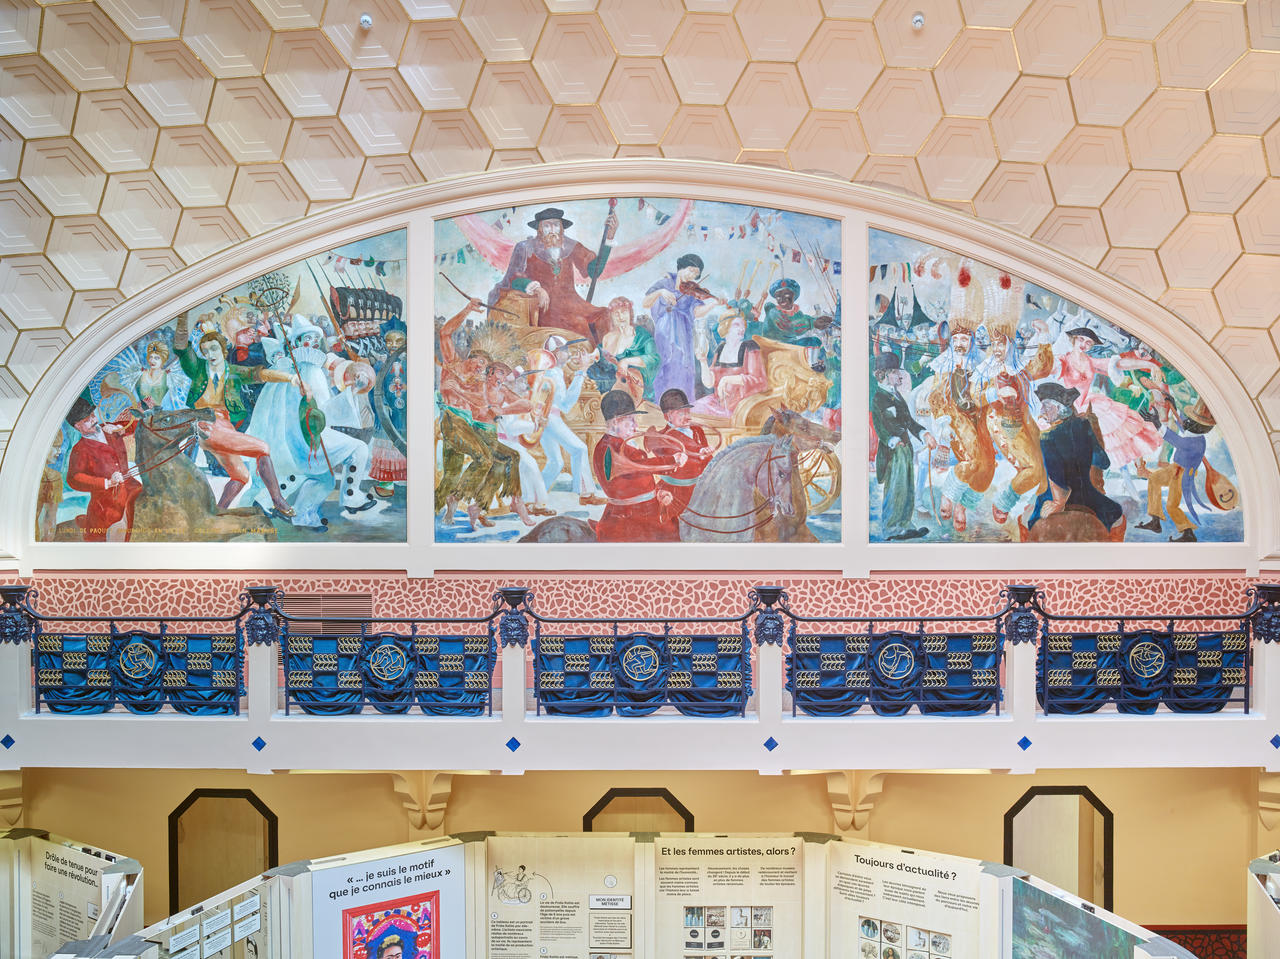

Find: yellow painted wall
<box><xmin>443</xmin><ymin>770</ymin><xmax>835</xmax><ymax>835</ymax></box>
<box><xmin>20</xmin><ymin>766</ymin><xmax>1259</xmax><ymax>928</ymax></box>
<box><xmin>868</xmin><ymin>768</ymin><xmax>1256</xmax><ymax>927</ymax></box>
<box><xmin>23</xmin><ymin>768</ymin><xmax>408</xmax><ymax>924</ymax></box>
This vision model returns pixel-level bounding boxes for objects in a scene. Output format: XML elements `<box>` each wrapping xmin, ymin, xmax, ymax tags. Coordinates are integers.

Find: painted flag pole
<box><xmin>585</xmin><ymin>197</ymin><xmax>618</xmax><ymax>304</ymax></box>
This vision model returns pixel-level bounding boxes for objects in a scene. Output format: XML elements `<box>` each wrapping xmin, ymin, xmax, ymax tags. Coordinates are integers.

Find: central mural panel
<box><xmin>433</xmin><ymin>198</ymin><xmax>842</xmax><ymax>545</ymax></box>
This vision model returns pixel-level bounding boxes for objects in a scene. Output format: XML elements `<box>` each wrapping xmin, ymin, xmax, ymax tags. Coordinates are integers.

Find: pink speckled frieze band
<box><xmin>2</xmin><ymin>572</ymin><xmax>1260</xmax><ymax>620</ymax></box>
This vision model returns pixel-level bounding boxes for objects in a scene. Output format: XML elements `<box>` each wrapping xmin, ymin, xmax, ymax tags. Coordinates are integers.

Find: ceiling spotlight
<box><xmin>359</xmin><ymin>12</ymin><xmax>373</xmax><ymax>29</ymax></box>
<box><xmin>911</xmin><ymin>11</ymin><xmax>925</xmax><ymax>30</ymax></box>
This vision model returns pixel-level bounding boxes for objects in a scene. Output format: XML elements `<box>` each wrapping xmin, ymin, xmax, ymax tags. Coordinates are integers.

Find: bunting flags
<box><xmin>434</xmin><ymin>242</ymin><xmax>477</xmax><ymax>266</ymax></box>
<box><xmin>323</xmin><ymin>251</ymin><xmax>404</xmax><ymax>276</ymax></box>
<box><xmin>671</xmin><ymin>208</ymin><xmax>840</xmax><ymax>273</ymax></box>
<box><xmin>431</xmin><ymin>202</ymin><xmax>843</xmax><ymax>275</ymax></box>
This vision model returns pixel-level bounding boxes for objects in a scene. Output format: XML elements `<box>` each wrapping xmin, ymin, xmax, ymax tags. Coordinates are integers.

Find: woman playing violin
<box><xmin>643</xmin><ymin>252</ymin><xmax>724</xmax><ymax>404</ymax></box>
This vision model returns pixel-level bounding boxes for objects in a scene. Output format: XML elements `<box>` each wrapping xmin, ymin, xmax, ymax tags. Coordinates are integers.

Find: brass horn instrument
<box><xmin>519</xmin><ymin>372</ymin><xmax>556</xmax><ymax>449</ymax></box>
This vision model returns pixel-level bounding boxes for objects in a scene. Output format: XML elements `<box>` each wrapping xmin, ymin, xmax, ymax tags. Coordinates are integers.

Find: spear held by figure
<box><xmin>585</xmin><ymin>197</ymin><xmax>619</xmax><ymax>305</ymax></box>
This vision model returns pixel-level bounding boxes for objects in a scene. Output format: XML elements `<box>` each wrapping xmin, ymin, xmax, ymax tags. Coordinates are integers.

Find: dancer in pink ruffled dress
<box><xmin>1055</xmin><ymin>326</ymin><xmax>1164</xmax><ymax>468</ymax></box>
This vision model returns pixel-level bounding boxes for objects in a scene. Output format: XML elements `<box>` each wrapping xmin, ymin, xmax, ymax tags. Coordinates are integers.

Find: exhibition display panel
<box><xmin>46</xmin><ymin>833</ymin><xmax>1191</xmax><ymax>958</ymax></box>
<box><xmin>2</xmin><ymin>828</ymin><xmax>143</xmax><ymax>959</ymax></box>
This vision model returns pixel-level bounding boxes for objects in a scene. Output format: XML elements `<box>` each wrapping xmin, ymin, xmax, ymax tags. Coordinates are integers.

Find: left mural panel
<box><xmin>36</xmin><ymin>229</ymin><xmax>408</xmax><ymax>543</ymax></box>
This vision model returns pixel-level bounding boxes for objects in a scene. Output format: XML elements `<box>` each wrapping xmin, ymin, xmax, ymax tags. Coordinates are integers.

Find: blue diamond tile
<box><xmin>251</xmin><ymin>736</ymin><xmax>266</xmax><ymax>752</ymax></box>
<box><xmin>1271</xmin><ymin>734</ymin><xmax>1280</xmax><ymax>749</ymax></box>
<box><xmin>1017</xmin><ymin>736</ymin><xmax>1032</xmax><ymax>751</ymax></box>
<box><xmin>506</xmin><ymin>737</ymin><xmax>521</xmax><ymax>752</ymax></box>
<box><xmin>764</xmin><ymin>736</ymin><xmax>779</xmax><ymax>752</ymax></box>
<box><xmin>0</xmin><ymin>734</ymin><xmax>13</xmax><ymax>750</ymax></box>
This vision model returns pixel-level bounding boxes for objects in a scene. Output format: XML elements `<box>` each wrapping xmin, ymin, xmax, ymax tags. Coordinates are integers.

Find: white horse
<box><xmin>678</xmin><ymin>435</ymin><xmax>798</xmax><ymax>542</ymax></box>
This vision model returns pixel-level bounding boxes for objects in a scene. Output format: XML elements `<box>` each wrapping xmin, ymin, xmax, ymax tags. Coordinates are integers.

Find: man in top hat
<box><xmin>1135</xmin><ymin>398</ymin><xmax>1231</xmax><ymax>543</ymax></box>
<box><xmin>490</xmin><ymin>206</ymin><xmax>619</xmax><ymax>344</ymax></box>
<box><xmin>871</xmin><ymin>351</ymin><xmax>934</xmax><ymax>541</ymax></box>
<box><xmin>653</xmin><ymin>388</ymin><xmax>714</xmax><ymax>521</ymax></box>
<box><xmin>920</xmin><ymin>265</ymin><xmax>996</xmax><ymax>532</ymax></box>
<box><xmin>63</xmin><ymin>390</ymin><xmax>144</xmax><ymax>541</ymax></box>
<box><xmin>1026</xmin><ymin>381</ymin><xmax>1124</xmax><ymax>536</ymax></box>
<box><xmin>591</xmin><ymin>390</ymin><xmax>687</xmax><ymax>542</ymax></box>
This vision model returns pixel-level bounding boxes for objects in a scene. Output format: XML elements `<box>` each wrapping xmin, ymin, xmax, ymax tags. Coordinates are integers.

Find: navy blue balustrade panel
<box><xmin>1037</xmin><ymin>624</ymin><xmax>1250</xmax><ymax>714</ymax></box>
<box><xmin>35</xmin><ymin>626</ymin><xmax>246</xmax><ymax>716</ymax></box>
<box><xmin>13</xmin><ymin>577</ymin><xmax>249</xmax><ymax>717</ymax></box>
<box><xmin>786</xmin><ymin>620</ymin><xmax>1003</xmax><ymax>717</ymax></box>
<box><xmin>1026</xmin><ymin>584</ymin><xmax>1280</xmax><ymax>715</ymax></box>
<box><xmin>282</xmin><ymin>625</ymin><xmax>497</xmax><ymax>717</ymax></box>
<box><xmin>281</xmin><ymin>628</ymin><xmax>496</xmax><ymax>717</ymax></box>
<box><xmin>530</xmin><ymin>595</ymin><xmax>754</xmax><ymax>718</ymax></box>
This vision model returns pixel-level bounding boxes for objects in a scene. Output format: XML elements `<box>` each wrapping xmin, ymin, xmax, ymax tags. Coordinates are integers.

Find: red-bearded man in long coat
<box><xmin>489</xmin><ymin>207</ymin><xmax>618</xmax><ymax>345</ymax></box>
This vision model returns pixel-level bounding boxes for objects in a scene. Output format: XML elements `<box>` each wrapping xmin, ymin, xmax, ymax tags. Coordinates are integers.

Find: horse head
<box><xmin>759</xmin><ymin>435</ymin><xmax>796</xmax><ymax>518</ymax></box>
<box><xmin>765</xmin><ymin>406</ymin><xmax>841</xmax><ymax>453</ymax></box>
<box><xmin>134</xmin><ymin>407</ymin><xmax>213</xmax><ymax>460</ymax></box>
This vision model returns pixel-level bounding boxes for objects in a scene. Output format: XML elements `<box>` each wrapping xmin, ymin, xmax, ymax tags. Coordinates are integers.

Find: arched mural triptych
<box><xmin>30</xmin><ymin>194</ymin><xmax>1242</xmax><ymax>550</ymax></box>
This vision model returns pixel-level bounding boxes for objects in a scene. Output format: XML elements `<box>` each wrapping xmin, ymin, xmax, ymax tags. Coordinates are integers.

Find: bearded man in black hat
<box><xmin>490</xmin><ymin>206</ymin><xmax>618</xmax><ymax>345</ymax></box>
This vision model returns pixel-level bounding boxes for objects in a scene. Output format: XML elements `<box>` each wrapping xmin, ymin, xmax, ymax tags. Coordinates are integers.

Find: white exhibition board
<box><xmin>484</xmin><ymin>834</ymin><xmax>637</xmax><ymax>959</ymax></box>
<box><xmin>652</xmin><ymin>834</ymin><xmax>805</xmax><ymax>957</ymax></box>
<box><xmin>828</xmin><ymin>838</ymin><xmax>988</xmax><ymax>959</ymax></box>
<box><xmin>2</xmin><ymin>829</ymin><xmax>141</xmax><ymax>959</ymax></box>
<box><xmin>139</xmin><ymin>874</ymin><xmax>273</xmax><ymax>959</ymax></box>
<box><xmin>309</xmin><ymin>839</ymin><xmax>467</xmax><ymax>959</ymax></box>
<box><xmin>1247</xmin><ymin>853</ymin><xmax>1280</xmax><ymax>959</ymax></box>
<box><xmin>49</xmin><ymin>831</ymin><xmax>1186</xmax><ymax>958</ymax></box>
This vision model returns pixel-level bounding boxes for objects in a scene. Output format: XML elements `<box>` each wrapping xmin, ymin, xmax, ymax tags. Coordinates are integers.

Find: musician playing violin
<box><xmin>63</xmin><ymin>391</ymin><xmax>143</xmax><ymax>542</ymax></box>
<box><xmin>643</xmin><ymin>253</ymin><xmax>725</xmax><ymax>405</ymax></box>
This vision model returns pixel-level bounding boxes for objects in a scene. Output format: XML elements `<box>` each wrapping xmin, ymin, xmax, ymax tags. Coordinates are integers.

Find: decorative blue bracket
<box><xmin>1249</xmin><ymin>585</ymin><xmax>1280</xmax><ymax>644</ymax></box>
<box><xmin>239</xmin><ymin>585</ymin><xmax>284</xmax><ymax>647</ymax></box>
<box><xmin>750</xmin><ymin>586</ymin><xmax>790</xmax><ymax>647</ymax></box>
<box><xmin>496</xmin><ymin>588</ymin><xmax>531</xmax><ymax>648</ymax></box>
<box><xmin>0</xmin><ymin>584</ymin><xmax>37</xmax><ymax>647</ymax></box>
<box><xmin>1001</xmin><ymin>584</ymin><xmax>1045</xmax><ymax>646</ymax></box>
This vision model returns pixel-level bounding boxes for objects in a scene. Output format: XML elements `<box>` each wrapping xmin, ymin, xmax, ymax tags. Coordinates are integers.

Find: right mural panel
<box><xmin>868</xmin><ymin>229</ymin><xmax>1242</xmax><ymax>544</ymax></box>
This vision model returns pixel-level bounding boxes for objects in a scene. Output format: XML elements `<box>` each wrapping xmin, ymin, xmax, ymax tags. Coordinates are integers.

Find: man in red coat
<box><xmin>489</xmin><ymin>207</ymin><xmax>617</xmax><ymax>345</ymax></box>
<box><xmin>591</xmin><ymin>390</ymin><xmax>686</xmax><ymax>542</ymax></box>
<box><xmin>653</xmin><ymin>388</ymin><xmax>713</xmax><ymax>522</ymax></box>
<box><xmin>63</xmin><ymin>392</ymin><xmax>143</xmax><ymax>541</ymax></box>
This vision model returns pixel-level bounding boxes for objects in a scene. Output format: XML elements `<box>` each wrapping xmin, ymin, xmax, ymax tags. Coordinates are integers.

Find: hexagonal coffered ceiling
<box><xmin>0</xmin><ymin>0</ymin><xmax>1273</xmax><ymax>458</ymax></box>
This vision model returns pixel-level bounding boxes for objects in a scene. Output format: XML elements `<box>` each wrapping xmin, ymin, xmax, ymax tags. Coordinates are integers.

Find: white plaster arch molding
<box><xmin>0</xmin><ymin>160</ymin><xmax>1273</xmax><ymax>574</ymax></box>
